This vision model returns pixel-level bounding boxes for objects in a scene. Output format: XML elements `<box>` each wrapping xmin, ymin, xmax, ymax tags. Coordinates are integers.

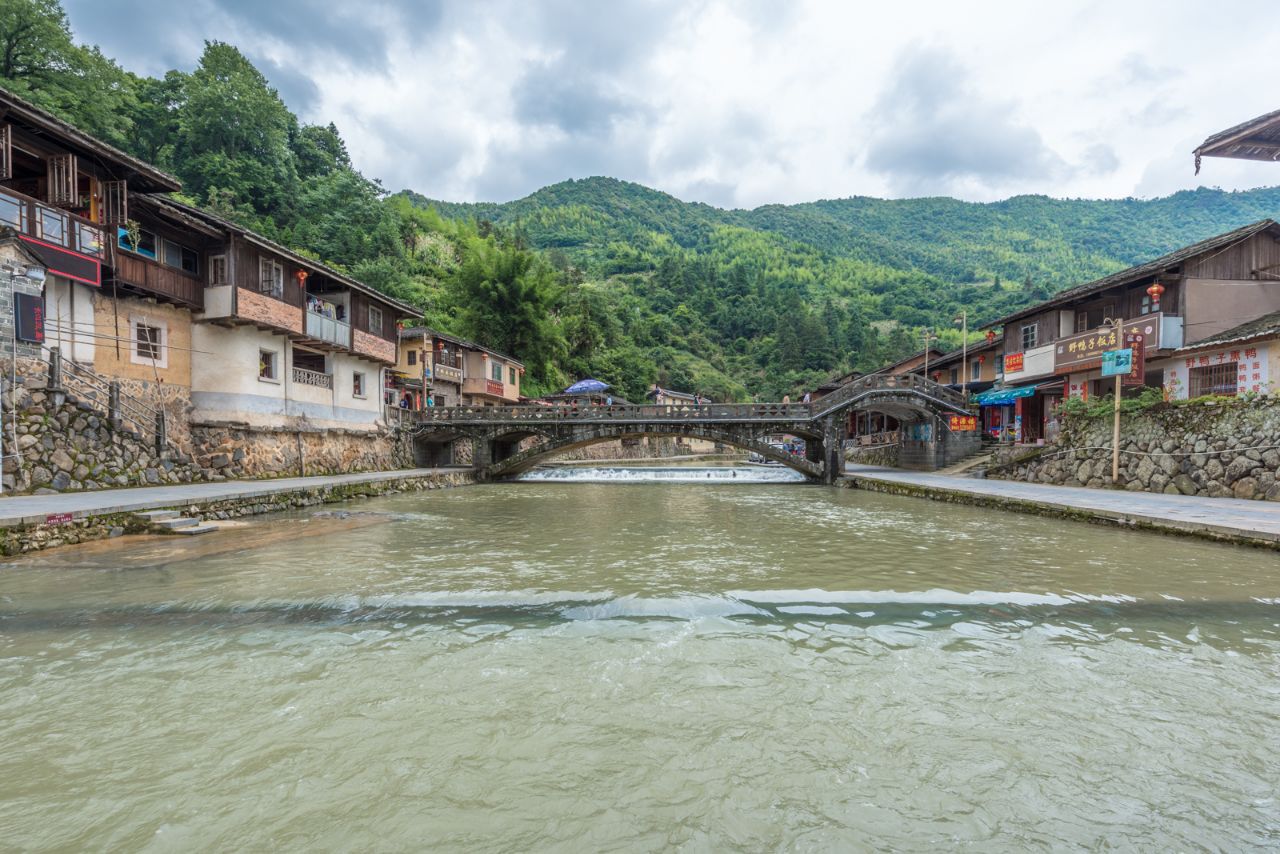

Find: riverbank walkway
<box><xmin>0</xmin><ymin>468</ymin><xmax>455</xmax><ymax>527</ymax></box>
<box><xmin>842</xmin><ymin>465</ymin><xmax>1280</xmax><ymax>548</ymax></box>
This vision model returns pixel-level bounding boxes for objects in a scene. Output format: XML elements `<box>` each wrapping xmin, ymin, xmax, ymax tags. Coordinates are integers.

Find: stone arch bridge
<box><xmin>395</xmin><ymin>374</ymin><xmax>973</xmax><ymax>483</ymax></box>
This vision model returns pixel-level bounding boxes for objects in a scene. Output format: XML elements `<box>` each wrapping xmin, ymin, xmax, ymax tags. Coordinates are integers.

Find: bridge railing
<box><xmin>813</xmin><ymin>372</ymin><xmax>969</xmax><ymax>415</ymax></box>
<box><xmin>409</xmin><ymin>401</ymin><xmax>816</xmax><ymax>424</ymax></box>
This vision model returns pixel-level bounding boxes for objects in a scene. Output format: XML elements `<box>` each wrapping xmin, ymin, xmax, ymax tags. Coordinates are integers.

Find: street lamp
<box><xmin>922</xmin><ymin>328</ymin><xmax>939</xmax><ymax>378</ymax></box>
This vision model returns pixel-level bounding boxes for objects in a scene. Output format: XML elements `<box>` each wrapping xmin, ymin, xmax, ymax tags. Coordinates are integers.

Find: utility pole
<box><xmin>955</xmin><ymin>310</ymin><xmax>968</xmax><ymax>398</ymax></box>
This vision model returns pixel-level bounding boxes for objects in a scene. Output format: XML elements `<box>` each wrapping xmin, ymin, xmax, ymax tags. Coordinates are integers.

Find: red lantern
<box><xmin>985</xmin><ymin>329</ymin><xmax>997</xmax><ymax>343</ymax></box>
<box><xmin>295</xmin><ymin>269</ymin><xmax>309</xmax><ymax>286</ymax></box>
<box><xmin>978</xmin><ymin>355</ymin><xmax>986</xmax><ymax>364</ymax></box>
<box><xmin>1146</xmin><ymin>281</ymin><xmax>1164</xmax><ymax>305</ymax></box>
<box><xmin>932</xmin><ymin>371</ymin><xmax>941</xmax><ymax>381</ymax></box>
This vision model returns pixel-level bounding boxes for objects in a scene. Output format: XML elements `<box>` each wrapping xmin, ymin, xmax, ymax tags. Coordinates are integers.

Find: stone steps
<box><xmin>134</xmin><ymin>509</ymin><xmax>218</xmax><ymax>536</ymax></box>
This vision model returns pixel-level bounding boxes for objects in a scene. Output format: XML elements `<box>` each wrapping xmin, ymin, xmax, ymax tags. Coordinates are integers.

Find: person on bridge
<box><xmin>782</xmin><ymin>394</ymin><xmax>791</xmax><ymax>404</ymax></box>
<box><xmin>802</xmin><ymin>392</ymin><xmax>811</xmax><ymax>404</ymax></box>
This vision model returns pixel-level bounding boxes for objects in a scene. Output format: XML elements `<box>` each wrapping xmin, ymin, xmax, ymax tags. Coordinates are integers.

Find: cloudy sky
<box><xmin>65</xmin><ymin>0</ymin><xmax>1280</xmax><ymax>209</ymax></box>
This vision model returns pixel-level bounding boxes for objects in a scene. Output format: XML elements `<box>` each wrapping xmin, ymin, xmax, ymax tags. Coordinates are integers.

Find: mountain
<box><xmin>404</xmin><ymin>178</ymin><xmax>1280</xmax><ymax>296</ymax></box>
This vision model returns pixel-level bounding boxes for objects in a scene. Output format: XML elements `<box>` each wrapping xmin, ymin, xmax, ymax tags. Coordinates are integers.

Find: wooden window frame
<box><xmin>208</xmin><ymin>254</ymin><xmax>228</xmax><ymax>286</ymax></box>
<box><xmin>368</xmin><ymin>305</ymin><xmax>383</xmax><ymax>336</ymax></box>
<box><xmin>258</xmin><ymin>256</ymin><xmax>284</xmax><ymax>299</ymax></box>
<box><xmin>259</xmin><ymin>349</ymin><xmax>279</xmax><ymax>383</ymax></box>
<box><xmin>0</xmin><ymin>125</ymin><xmax>11</xmax><ymax>181</ymax></box>
<box><xmin>131</xmin><ymin>318</ymin><xmax>166</xmax><ymax>368</ymax></box>
<box><xmin>352</xmin><ymin>371</ymin><xmax>366</xmax><ymax>399</ymax></box>
<box><xmin>1020</xmin><ymin>323</ymin><xmax>1038</xmax><ymax>351</ymax></box>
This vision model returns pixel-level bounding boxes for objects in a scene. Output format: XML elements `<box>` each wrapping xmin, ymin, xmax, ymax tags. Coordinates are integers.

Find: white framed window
<box><xmin>971</xmin><ymin>360</ymin><xmax>981</xmax><ymax>381</ymax></box>
<box><xmin>130</xmin><ymin>316</ymin><xmax>167</xmax><ymax>368</ymax></box>
<box><xmin>259</xmin><ymin>349</ymin><xmax>279</xmax><ymax>383</ymax></box>
<box><xmin>209</xmin><ymin>254</ymin><xmax>228</xmax><ymax>286</ymax></box>
<box><xmin>353</xmin><ymin>371</ymin><xmax>366</xmax><ymax>398</ymax></box>
<box><xmin>1020</xmin><ymin>323</ymin><xmax>1038</xmax><ymax>350</ymax></box>
<box><xmin>368</xmin><ymin>305</ymin><xmax>383</xmax><ymax>335</ymax></box>
<box><xmin>259</xmin><ymin>256</ymin><xmax>284</xmax><ymax>299</ymax></box>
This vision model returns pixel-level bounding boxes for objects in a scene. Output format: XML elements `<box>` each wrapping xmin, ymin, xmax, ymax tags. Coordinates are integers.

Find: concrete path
<box><xmin>0</xmin><ymin>468</ymin><xmax>461</xmax><ymax>527</ymax></box>
<box><xmin>842</xmin><ymin>464</ymin><xmax>1280</xmax><ymax>548</ymax></box>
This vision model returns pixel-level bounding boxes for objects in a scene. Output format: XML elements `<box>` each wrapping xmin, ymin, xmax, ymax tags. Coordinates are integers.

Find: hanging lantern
<box><xmin>1146</xmin><ymin>281</ymin><xmax>1165</xmax><ymax>304</ymax></box>
<box><xmin>978</xmin><ymin>355</ymin><xmax>986</xmax><ymax>364</ymax></box>
<box><xmin>932</xmin><ymin>371</ymin><xmax>941</xmax><ymax>381</ymax></box>
<box><xmin>985</xmin><ymin>329</ymin><xmax>997</xmax><ymax>343</ymax></box>
<box><xmin>295</xmin><ymin>269</ymin><xmax>309</xmax><ymax>286</ymax></box>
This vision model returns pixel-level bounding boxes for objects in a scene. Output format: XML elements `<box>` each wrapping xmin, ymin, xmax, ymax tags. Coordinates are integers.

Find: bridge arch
<box><xmin>480</xmin><ymin>424</ymin><xmax>824</xmax><ymax>480</ymax></box>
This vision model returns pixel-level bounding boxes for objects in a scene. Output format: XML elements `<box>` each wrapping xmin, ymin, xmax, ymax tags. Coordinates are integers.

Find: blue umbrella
<box><xmin>563</xmin><ymin>378</ymin><xmax>610</xmax><ymax>394</ymax></box>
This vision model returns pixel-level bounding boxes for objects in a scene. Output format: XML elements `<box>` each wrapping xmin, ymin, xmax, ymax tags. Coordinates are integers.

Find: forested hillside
<box><xmin>4</xmin><ymin>0</ymin><xmax>1279</xmax><ymax>403</ymax></box>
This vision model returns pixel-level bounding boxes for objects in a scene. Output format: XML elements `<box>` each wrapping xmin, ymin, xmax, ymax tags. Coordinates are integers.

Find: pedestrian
<box><xmin>606</xmin><ymin>395</ymin><xmax>613</xmax><ymax>406</ymax></box>
<box><xmin>782</xmin><ymin>394</ymin><xmax>791</xmax><ymax>404</ymax></box>
<box><xmin>802</xmin><ymin>392</ymin><xmax>811</xmax><ymax>404</ymax></box>
<box><xmin>399</xmin><ymin>393</ymin><xmax>411</xmax><ymax>409</ymax></box>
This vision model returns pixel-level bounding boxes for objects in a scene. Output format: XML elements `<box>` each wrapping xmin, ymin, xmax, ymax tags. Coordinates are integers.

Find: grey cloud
<box><xmin>512</xmin><ymin>59</ymin><xmax>647</xmax><ymax>135</ymax></box>
<box><xmin>681</xmin><ymin>178</ymin><xmax>739</xmax><ymax>209</ymax></box>
<box><xmin>863</xmin><ymin>45</ymin><xmax>1064</xmax><ymax>193</ymax></box>
<box><xmin>470</xmin><ymin>130</ymin><xmax>653</xmax><ymax>203</ymax></box>
<box><xmin>1082</xmin><ymin>143</ymin><xmax>1121</xmax><ymax>174</ymax></box>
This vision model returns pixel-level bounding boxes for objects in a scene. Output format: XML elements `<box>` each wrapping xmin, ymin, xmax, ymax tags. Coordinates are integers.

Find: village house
<box><xmin>982</xmin><ymin>220</ymin><xmax>1280</xmax><ymax>442</ymax></box>
<box><xmin>392</xmin><ymin>326</ymin><xmax>523</xmax><ymax>409</ymax></box>
<box><xmin>0</xmin><ymin>84</ymin><xmax>431</xmax><ymax>480</ymax></box>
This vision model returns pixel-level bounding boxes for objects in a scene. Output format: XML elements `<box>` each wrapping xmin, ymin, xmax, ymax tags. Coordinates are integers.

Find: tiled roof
<box><xmin>1176</xmin><ymin>309</ymin><xmax>1280</xmax><ymax>354</ymax></box>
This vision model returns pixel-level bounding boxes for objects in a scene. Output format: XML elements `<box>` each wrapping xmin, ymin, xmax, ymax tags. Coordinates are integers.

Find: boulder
<box><xmin>1233</xmin><ymin>477</ymin><xmax>1260</xmax><ymax>500</ymax></box>
<box><xmin>50</xmin><ymin>448</ymin><xmax>74</xmax><ymax>473</ymax></box>
<box><xmin>1172</xmin><ymin>474</ymin><xmax>1198</xmax><ymax>495</ymax></box>
<box><xmin>50</xmin><ymin>471</ymin><xmax>71</xmax><ymax>490</ymax></box>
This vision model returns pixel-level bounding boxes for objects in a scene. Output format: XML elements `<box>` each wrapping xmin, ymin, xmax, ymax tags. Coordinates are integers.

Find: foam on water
<box><xmin>518</xmin><ymin>465</ymin><xmax>806</xmax><ymax>483</ymax></box>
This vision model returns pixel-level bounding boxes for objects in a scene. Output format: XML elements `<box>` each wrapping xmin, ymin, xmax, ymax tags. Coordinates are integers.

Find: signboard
<box><xmin>1124</xmin><ymin>331</ymin><xmax>1145</xmax><ymax>386</ymax></box>
<box><xmin>1054</xmin><ymin>313</ymin><xmax>1163</xmax><ymax>372</ymax></box>
<box><xmin>1100</xmin><ymin>348</ymin><xmax>1133</xmax><ymax>377</ymax></box>
<box><xmin>18</xmin><ymin>235</ymin><xmax>101</xmax><ymax>287</ymax></box>
<box><xmin>948</xmin><ymin>414</ymin><xmax>978</xmax><ymax>432</ymax></box>
<box><xmin>1004</xmin><ymin>353</ymin><xmax>1024</xmax><ymax>373</ymax></box>
<box><xmin>486</xmin><ymin>379</ymin><xmax>504</xmax><ymax>397</ymax></box>
<box><xmin>14</xmin><ymin>292</ymin><xmax>43</xmax><ymax>343</ymax></box>
<box><xmin>45</xmin><ymin>512</ymin><xmax>73</xmax><ymax>525</ymax></box>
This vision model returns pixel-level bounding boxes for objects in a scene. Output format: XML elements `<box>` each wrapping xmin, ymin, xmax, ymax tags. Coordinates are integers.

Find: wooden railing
<box><xmin>812</xmin><ymin>372</ymin><xmax>969</xmax><ymax>416</ymax></box>
<box><xmin>0</xmin><ymin>185</ymin><xmax>106</xmax><ymax>261</ymax></box>
<box><xmin>113</xmin><ymin>251</ymin><xmax>204</xmax><ymax>308</ymax></box>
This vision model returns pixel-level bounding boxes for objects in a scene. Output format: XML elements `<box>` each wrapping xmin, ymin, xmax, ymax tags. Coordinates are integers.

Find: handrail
<box><xmin>45</xmin><ymin>347</ymin><xmax>182</xmax><ymax>456</ymax></box>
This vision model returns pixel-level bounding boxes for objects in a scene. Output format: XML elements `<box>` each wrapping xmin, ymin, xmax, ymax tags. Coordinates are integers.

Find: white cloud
<box><xmin>65</xmin><ymin>0</ymin><xmax>1280</xmax><ymax>207</ymax></box>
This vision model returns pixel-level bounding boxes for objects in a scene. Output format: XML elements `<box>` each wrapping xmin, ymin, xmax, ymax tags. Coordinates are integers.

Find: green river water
<box><xmin>1</xmin><ymin>466</ymin><xmax>1278</xmax><ymax>851</ymax></box>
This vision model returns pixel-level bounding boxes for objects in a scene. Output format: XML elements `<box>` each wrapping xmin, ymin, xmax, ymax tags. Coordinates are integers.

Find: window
<box><xmin>1074</xmin><ymin>310</ymin><xmax>1089</xmax><ymax>333</ymax></box>
<box><xmin>77</xmin><ymin>222</ymin><xmax>104</xmax><ymax>258</ymax></box>
<box><xmin>949</xmin><ymin>368</ymin><xmax>958</xmax><ymax>385</ymax></box>
<box><xmin>162</xmin><ymin>239</ymin><xmax>199</xmax><ymax>275</ymax></box>
<box><xmin>0</xmin><ymin>191</ymin><xmax>24</xmax><ymax>230</ymax></box>
<box><xmin>509</xmin><ymin>367</ymin><xmax>517</xmax><ymax>384</ymax></box>
<box><xmin>1139</xmin><ymin>293</ymin><xmax>1153</xmax><ymax>316</ymax></box>
<box><xmin>259</xmin><ymin>257</ymin><xmax>283</xmax><ymax>298</ymax></box>
<box><xmin>971</xmin><ymin>360</ymin><xmax>981</xmax><ymax>381</ymax></box>
<box><xmin>117</xmin><ymin>226</ymin><xmax>157</xmax><ymax>259</ymax></box>
<box><xmin>491</xmin><ymin>362</ymin><xmax>503</xmax><ymax>382</ymax></box>
<box><xmin>407</xmin><ymin>350</ymin><xmax>418</xmax><ymax>366</ymax></box>
<box><xmin>368</xmin><ymin>305</ymin><xmax>383</xmax><ymax>335</ymax></box>
<box><xmin>1189</xmin><ymin>363</ymin><xmax>1238</xmax><ymax>397</ymax></box>
<box><xmin>131</xmin><ymin>320</ymin><xmax>165</xmax><ymax>368</ymax></box>
<box><xmin>209</xmin><ymin>255</ymin><xmax>228</xmax><ymax>286</ymax></box>
<box><xmin>353</xmin><ymin>371</ymin><xmax>366</xmax><ymax>398</ymax></box>
<box><xmin>38</xmin><ymin>207</ymin><xmax>67</xmax><ymax>245</ymax></box>
<box><xmin>259</xmin><ymin>349</ymin><xmax>278</xmax><ymax>382</ymax></box>
<box><xmin>1020</xmin><ymin>323</ymin><xmax>1038</xmax><ymax>351</ymax></box>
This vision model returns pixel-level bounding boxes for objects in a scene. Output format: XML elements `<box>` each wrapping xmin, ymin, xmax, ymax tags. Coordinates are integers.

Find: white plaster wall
<box><xmin>1157</xmin><ymin>343</ymin><xmax>1272</xmax><ymax>400</ymax></box>
<box><xmin>330</xmin><ymin>353</ymin><xmax>383</xmax><ymax>419</ymax></box>
<box><xmin>191</xmin><ymin>324</ymin><xmax>288</xmax><ymax>426</ymax></box>
<box><xmin>43</xmin><ymin>276</ymin><xmax>96</xmax><ymax>364</ymax></box>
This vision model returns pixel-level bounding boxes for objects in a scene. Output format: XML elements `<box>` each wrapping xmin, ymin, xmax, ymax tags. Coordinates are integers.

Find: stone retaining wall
<box><xmin>987</xmin><ymin>399</ymin><xmax>1280</xmax><ymax>500</ymax></box>
<box><xmin>190</xmin><ymin>423</ymin><xmax>411</xmax><ymax>480</ymax></box>
<box><xmin>0</xmin><ymin>470</ymin><xmax>475</xmax><ymax>555</ymax></box>
<box><xmin>844</xmin><ymin>443</ymin><xmax>900</xmax><ymax>467</ymax></box>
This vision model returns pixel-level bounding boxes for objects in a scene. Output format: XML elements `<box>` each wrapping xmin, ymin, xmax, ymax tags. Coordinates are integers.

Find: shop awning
<box><xmin>973</xmin><ymin>385</ymin><xmax>1039</xmax><ymax>406</ymax></box>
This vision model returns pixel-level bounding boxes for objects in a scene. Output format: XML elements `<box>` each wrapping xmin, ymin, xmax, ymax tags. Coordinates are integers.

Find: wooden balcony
<box><xmin>113</xmin><ymin>250</ymin><xmax>203</xmax><ymax>309</ymax></box>
<box><xmin>303</xmin><ymin>309</ymin><xmax>351</xmax><ymax>349</ymax></box>
<box><xmin>0</xmin><ymin>185</ymin><xmax>106</xmax><ymax>286</ymax></box>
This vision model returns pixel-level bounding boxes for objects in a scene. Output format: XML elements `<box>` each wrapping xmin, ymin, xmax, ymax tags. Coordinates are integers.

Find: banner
<box><xmin>1124</xmin><ymin>331</ymin><xmax>1145</xmax><ymax>386</ymax></box>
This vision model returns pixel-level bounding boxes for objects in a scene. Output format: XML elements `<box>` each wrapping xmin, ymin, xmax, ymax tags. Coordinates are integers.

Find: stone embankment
<box><xmin>2</xmin><ymin>367</ymin><xmax>203</xmax><ymax>494</ymax></box>
<box><xmin>190</xmin><ymin>424</ymin><xmax>410</xmax><ymax>480</ymax></box>
<box><xmin>987</xmin><ymin>398</ymin><xmax>1280</xmax><ymax>500</ymax></box>
<box><xmin>844</xmin><ymin>442</ymin><xmax>900</xmax><ymax>467</ymax></box>
<box><xmin>0</xmin><ymin>469</ymin><xmax>474</xmax><ymax>556</ymax></box>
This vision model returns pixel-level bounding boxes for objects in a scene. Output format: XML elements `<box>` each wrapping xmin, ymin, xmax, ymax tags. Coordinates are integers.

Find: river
<box><xmin>1</xmin><ymin>466</ymin><xmax>1278</xmax><ymax>850</ymax></box>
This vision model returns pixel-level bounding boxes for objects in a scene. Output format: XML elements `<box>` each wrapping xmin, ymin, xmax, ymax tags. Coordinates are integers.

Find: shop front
<box><xmin>973</xmin><ymin>381</ymin><xmax>1062</xmax><ymax>444</ymax></box>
